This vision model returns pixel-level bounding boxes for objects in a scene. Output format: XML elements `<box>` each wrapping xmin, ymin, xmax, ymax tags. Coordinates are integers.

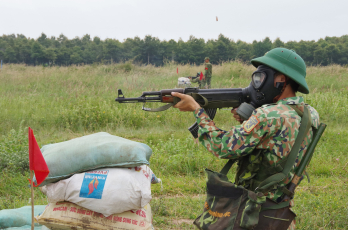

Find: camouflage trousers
<box><xmin>191</xmin><ymin>79</ymin><xmax>202</xmax><ymax>89</ymax></box>
<box><xmin>201</xmin><ymin>76</ymin><xmax>212</xmax><ymax>89</ymax></box>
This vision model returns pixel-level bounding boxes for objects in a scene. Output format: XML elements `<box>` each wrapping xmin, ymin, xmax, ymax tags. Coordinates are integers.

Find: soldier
<box><xmin>201</xmin><ymin>57</ymin><xmax>212</xmax><ymax>88</ymax></box>
<box><xmin>188</xmin><ymin>72</ymin><xmax>202</xmax><ymax>89</ymax></box>
<box><xmin>171</xmin><ymin>48</ymin><xmax>319</xmax><ymax>230</ymax></box>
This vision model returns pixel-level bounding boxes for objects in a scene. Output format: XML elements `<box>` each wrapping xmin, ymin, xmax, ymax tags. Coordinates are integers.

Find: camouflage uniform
<box><xmin>191</xmin><ymin>77</ymin><xmax>202</xmax><ymax>89</ymax></box>
<box><xmin>202</xmin><ymin>61</ymin><xmax>212</xmax><ymax>89</ymax></box>
<box><xmin>193</xmin><ymin>96</ymin><xmax>320</xmax><ymax>230</ymax></box>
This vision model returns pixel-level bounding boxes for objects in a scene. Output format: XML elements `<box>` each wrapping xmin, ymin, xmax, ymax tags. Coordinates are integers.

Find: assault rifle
<box><xmin>186</xmin><ymin>72</ymin><xmax>200</xmax><ymax>80</ymax></box>
<box><xmin>115</xmin><ymin>87</ymin><xmax>253</xmax><ymax>138</ymax></box>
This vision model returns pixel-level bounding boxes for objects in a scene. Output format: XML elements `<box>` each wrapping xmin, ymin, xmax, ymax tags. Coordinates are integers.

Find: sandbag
<box><xmin>178</xmin><ymin>77</ymin><xmax>191</xmax><ymax>86</ymax></box>
<box><xmin>45</xmin><ymin>166</ymin><xmax>156</xmax><ymax>216</ymax></box>
<box><xmin>36</xmin><ymin>201</ymin><xmax>154</xmax><ymax>230</ymax></box>
<box><xmin>34</xmin><ymin>132</ymin><xmax>152</xmax><ymax>186</ymax></box>
<box><xmin>4</xmin><ymin>226</ymin><xmax>45</xmax><ymax>230</ymax></box>
<box><xmin>0</xmin><ymin>205</ymin><xmax>46</xmax><ymax>229</ymax></box>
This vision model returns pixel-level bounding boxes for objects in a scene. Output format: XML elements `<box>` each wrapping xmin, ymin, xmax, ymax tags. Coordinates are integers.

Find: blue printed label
<box><xmin>79</xmin><ymin>170</ymin><xmax>109</xmax><ymax>199</ymax></box>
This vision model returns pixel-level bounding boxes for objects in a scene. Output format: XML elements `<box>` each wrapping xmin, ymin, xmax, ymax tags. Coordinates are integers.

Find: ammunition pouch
<box><xmin>193</xmin><ymin>167</ymin><xmax>295</xmax><ymax>230</ymax></box>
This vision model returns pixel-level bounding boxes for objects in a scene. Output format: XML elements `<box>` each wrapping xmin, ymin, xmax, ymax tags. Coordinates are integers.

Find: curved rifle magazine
<box><xmin>188</xmin><ymin>108</ymin><xmax>217</xmax><ymax>138</ymax></box>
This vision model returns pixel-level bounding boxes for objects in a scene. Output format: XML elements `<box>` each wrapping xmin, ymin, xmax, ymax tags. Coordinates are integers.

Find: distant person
<box><xmin>188</xmin><ymin>72</ymin><xmax>202</xmax><ymax>88</ymax></box>
<box><xmin>201</xmin><ymin>57</ymin><xmax>212</xmax><ymax>88</ymax></box>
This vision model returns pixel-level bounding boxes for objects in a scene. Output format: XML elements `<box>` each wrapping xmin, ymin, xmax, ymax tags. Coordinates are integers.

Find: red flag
<box><xmin>29</xmin><ymin>127</ymin><xmax>49</xmax><ymax>187</ymax></box>
<box><xmin>200</xmin><ymin>72</ymin><xmax>203</xmax><ymax>80</ymax></box>
<box><xmin>177</xmin><ymin>67</ymin><xmax>178</xmax><ymax>74</ymax></box>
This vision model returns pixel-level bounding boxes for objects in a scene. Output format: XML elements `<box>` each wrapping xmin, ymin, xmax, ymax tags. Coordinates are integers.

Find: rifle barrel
<box><xmin>115</xmin><ymin>96</ymin><xmax>161</xmax><ymax>103</ymax></box>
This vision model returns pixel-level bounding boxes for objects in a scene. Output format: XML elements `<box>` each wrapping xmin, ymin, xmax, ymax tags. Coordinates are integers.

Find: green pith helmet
<box><xmin>250</xmin><ymin>48</ymin><xmax>309</xmax><ymax>94</ymax></box>
<box><xmin>205</xmin><ymin>57</ymin><xmax>210</xmax><ymax>61</ymax></box>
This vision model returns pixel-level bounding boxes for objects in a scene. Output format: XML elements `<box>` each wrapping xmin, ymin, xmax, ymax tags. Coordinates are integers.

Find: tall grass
<box><xmin>0</xmin><ymin>62</ymin><xmax>347</xmax><ymax>229</ymax></box>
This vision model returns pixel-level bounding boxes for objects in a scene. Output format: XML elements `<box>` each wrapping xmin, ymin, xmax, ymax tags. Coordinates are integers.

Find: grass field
<box><xmin>0</xmin><ymin>62</ymin><xmax>347</xmax><ymax>229</ymax></box>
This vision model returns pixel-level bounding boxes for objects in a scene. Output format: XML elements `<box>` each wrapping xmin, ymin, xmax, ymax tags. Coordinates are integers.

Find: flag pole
<box><xmin>28</xmin><ymin>127</ymin><xmax>49</xmax><ymax>229</ymax></box>
<box><xmin>30</xmin><ymin>170</ymin><xmax>35</xmax><ymax>230</ymax></box>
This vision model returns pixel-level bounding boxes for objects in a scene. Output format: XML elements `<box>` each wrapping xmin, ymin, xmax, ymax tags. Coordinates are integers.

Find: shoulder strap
<box><xmin>220</xmin><ymin>159</ymin><xmax>236</xmax><ymax>175</ymax></box>
<box><xmin>255</xmin><ymin>105</ymin><xmax>312</xmax><ymax>193</ymax></box>
<box><xmin>288</xmin><ymin>104</ymin><xmax>303</xmax><ymax>117</ymax></box>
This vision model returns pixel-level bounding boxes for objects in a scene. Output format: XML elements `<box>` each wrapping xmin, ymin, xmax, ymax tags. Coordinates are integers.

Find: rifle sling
<box><xmin>220</xmin><ymin>159</ymin><xmax>236</xmax><ymax>175</ymax></box>
<box><xmin>142</xmin><ymin>103</ymin><xmax>174</xmax><ymax>112</ymax></box>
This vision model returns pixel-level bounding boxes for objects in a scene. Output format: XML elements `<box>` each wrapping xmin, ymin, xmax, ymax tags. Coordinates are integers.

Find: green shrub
<box><xmin>0</xmin><ymin>121</ymin><xmax>29</xmax><ymax>173</ymax></box>
<box><xmin>119</xmin><ymin>62</ymin><xmax>134</xmax><ymax>72</ymax></box>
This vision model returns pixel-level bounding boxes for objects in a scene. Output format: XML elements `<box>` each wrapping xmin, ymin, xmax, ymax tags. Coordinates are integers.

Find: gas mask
<box><xmin>249</xmin><ymin>65</ymin><xmax>285</xmax><ymax>108</ymax></box>
<box><xmin>237</xmin><ymin>65</ymin><xmax>286</xmax><ymax>120</ymax></box>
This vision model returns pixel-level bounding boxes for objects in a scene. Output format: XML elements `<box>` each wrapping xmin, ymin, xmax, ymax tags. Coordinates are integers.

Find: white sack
<box><xmin>178</xmin><ymin>77</ymin><xmax>191</xmax><ymax>85</ymax></box>
<box><xmin>45</xmin><ymin>166</ymin><xmax>154</xmax><ymax>217</ymax></box>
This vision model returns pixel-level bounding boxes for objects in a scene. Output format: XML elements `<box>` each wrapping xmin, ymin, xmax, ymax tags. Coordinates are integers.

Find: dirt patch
<box><xmin>171</xmin><ymin>218</ymin><xmax>194</xmax><ymax>225</ymax></box>
<box><xmin>130</xmin><ymin>138</ymin><xmax>144</xmax><ymax>142</ymax></box>
<box><xmin>153</xmin><ymin>194</ymin><xmax>205</xmax><ymax>199</ymax></box>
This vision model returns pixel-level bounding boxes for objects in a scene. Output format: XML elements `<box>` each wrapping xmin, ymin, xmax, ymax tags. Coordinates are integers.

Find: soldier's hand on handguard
<box><xmin>171</xmin><ymin>92</ymin><xmax>201</xmax><ymax>112</ymax></box>
<box><xmin>231</xmin><ymin>108</ymin><xmax>244</xmax><ymax>124</ymax></box>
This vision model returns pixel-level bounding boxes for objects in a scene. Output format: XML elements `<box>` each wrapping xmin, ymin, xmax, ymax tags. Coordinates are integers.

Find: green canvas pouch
<box><xmin>240</xmin><ymin>190</ymin><xmax>266</xmax><ymax>229</ymax></box>
<box><xmin>193</xmin><ymin>168</ymin><xmax>266</xmax><ymax>230</ymax></box>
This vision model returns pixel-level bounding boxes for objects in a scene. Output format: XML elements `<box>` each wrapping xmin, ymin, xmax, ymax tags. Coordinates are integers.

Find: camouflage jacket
<box><xmin>191</xmin><ymin>78</ymin><xmax>201</xmax><ymax>83</ymax></box>
<box><xmin>204</xmin><ymin>63</ymin><xmax>212</xmax><ymax>77</ymax></box>
<box><xmin>193</xmin><ymin>96</ymin><xmax>320</xmax><ymax>201</ymax></box>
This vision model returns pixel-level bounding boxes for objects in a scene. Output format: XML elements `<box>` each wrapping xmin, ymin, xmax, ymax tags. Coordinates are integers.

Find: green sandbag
<box><xmin>0</xmin><ymin>205</ymin><xmax>46</xmax><ymax>229</ymax></box>
<box><xmin>34</xmin><ymin>132</ymin><xmax>152</xmax><ymax>186</ymax></box>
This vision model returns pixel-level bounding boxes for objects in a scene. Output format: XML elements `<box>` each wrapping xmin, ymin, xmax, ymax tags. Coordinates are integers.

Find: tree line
<box><xmin>1</xmin><ymin>33</ymin><xmax>348</xmax><ymax>66</ymax></box>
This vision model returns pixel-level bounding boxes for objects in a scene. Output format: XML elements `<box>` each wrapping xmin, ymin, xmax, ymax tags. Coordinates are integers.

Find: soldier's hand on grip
<box><xmin>171</xmin><ymin>92</ymin><xmax>201</xmax><ymax>112</ymax></box>
<box><xmin>231</xmin><ymin>108</ymin><xmax>243</xmax><ymax>124</ymax></box>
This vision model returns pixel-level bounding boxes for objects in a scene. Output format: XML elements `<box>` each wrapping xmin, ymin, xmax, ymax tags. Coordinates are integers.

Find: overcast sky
<box><xmin>1</xmin><ymin>0</ymin><xmax>347</xmax><ymax>43</ymax></box>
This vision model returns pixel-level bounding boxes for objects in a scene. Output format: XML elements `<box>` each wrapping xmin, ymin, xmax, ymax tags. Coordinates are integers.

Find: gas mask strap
<box><xmin>273</xmin><ymin>79</ymin><xmax>287</xmax><ymax>103</ymax></box>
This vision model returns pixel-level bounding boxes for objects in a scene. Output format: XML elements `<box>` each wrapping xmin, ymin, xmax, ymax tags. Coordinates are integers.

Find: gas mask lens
<box><xmin>252</xmin><ymin>72</ymin><xmax>266</xmax><ymax>89</ymax></box>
